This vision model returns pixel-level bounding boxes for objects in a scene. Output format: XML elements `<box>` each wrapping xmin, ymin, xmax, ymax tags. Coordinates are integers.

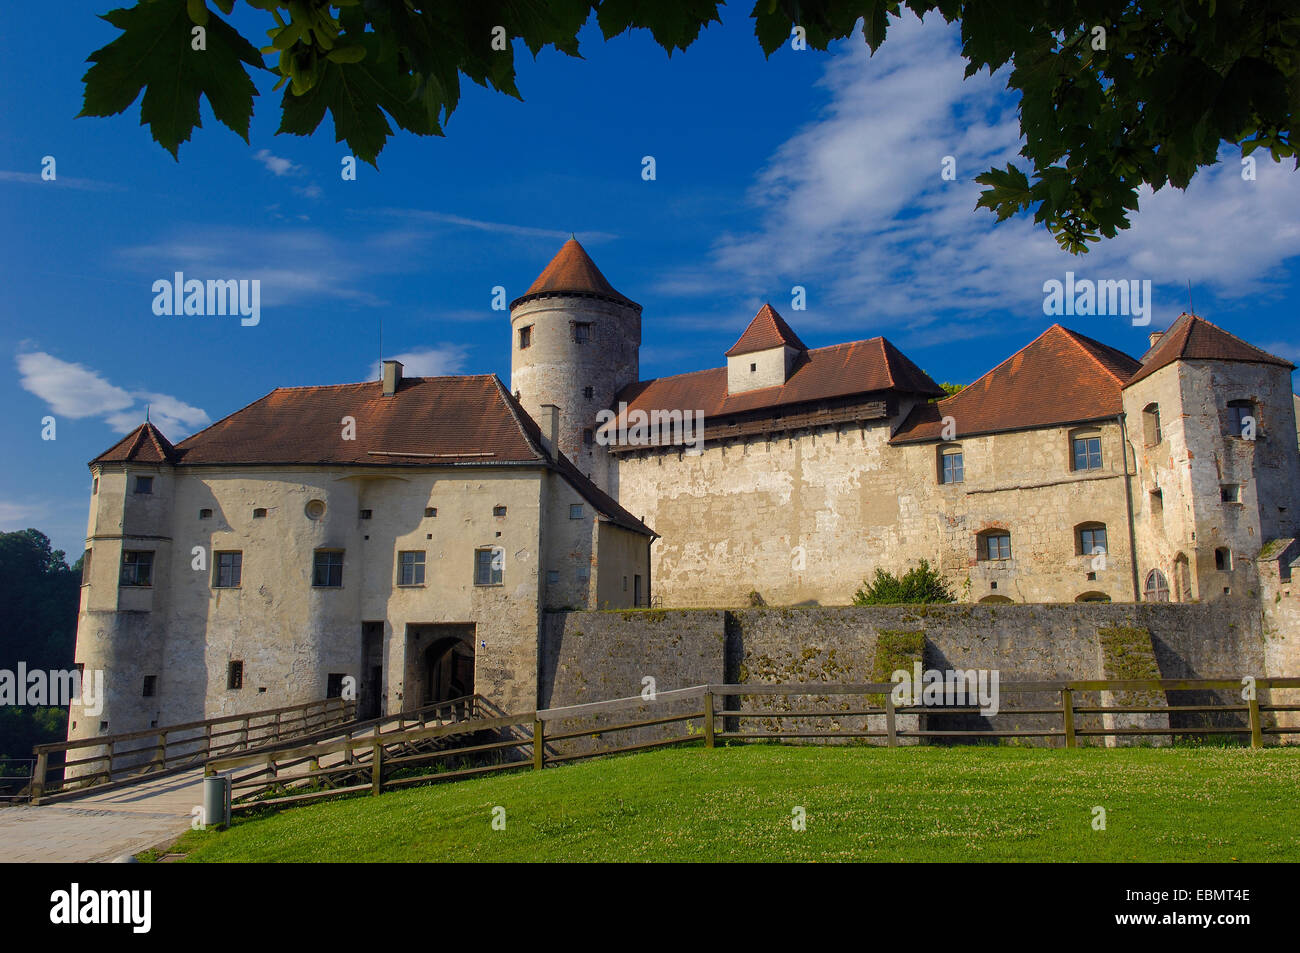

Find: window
<box><xmin>750</xmin><ymin>363</ymin><xmax>757</xmax><ymax>373</ymax></box>
<box><xmin>134</xmin><ymin>475</ymin><xmax>153</xmax><ymax>494</ymax></box>
<box><xmin>1227</xmin><ymin>400</ymin><xmax>1257</xmax><ymax>439</ymax></box>
<box><xmin>326</xmin><ymin>673</ymin><xmax>346</xmax><ymax>698</ymax></box>
<box><xmin>1071</xmin><ymin>433</ymin><xmax>1102</xmax><ymax>471</ymax></box>
<box><xmin>547</xmin><ymin>570</ymin><xmax>560</xmax><ymax>584</ymax></box>
<box><xmin>475</xmin><ymin>548</ymin><xmax>503</xmax><ymax>586</ymax></box>
<box><xmin>519</xmin><ymin>325</ymin><xmax>532</xmax><ymax>349</ymax></box>
<box><xmin>81</xmin><ymin>549</ymin><xmax>92</xmax><ymax>586</ymax></box>
<box><xmin>313</xmin><ymin>550</ymin><xmax>344</xmax><ymax>587</ymax></box>
<box><xmin>92</xmin><ymin>477</ymin><xmax>98</xmax><ymax>494</ymax></box>
<box><xmin>583</xmin><ymin>386</ymin><xmax>594</xmax><ymax>399</ymax></box>
<box><xmin>1220</xmin><ymin>484</ymin><xmax>1241</xmax><ymax>503</ymax></box>
<box><xmin>305</xmin><ymin>499</ymin><xmax>326</xmax><ymax>520</ymax></box>
<box><xmin>199</xmin><ymin>508</ymin><xmax>213</xmax><ymax>519</ymax></box>
<box><xmin>939</xmin><ymin>445</ymin><xmax>963</xmax><ymax>484</ymax></box>
<box><xmin>142</xmin><ymin>675</ymin><xmax>157</xmax><ymax>698</ymax></box>
<box><xmin>1150</xmin><ymin>488</ymin><xmax>1163</xmax><ymax>515</ymax></box>
<box><xmin>120</xmin><ymin>550</ymin><xmax>154</xmax><ymax>587</ymax></box>
<box><xmin>1142</xmin><ymin>403</ymin><xmax>1162</xmax><ymax>446</ymax></box>
<box><xmin>359</xmin><ymin>509</ymin><xmax>373</xmax><ymax>520</ymax></box>
<box><xmin>1143</xmin><ymin>569</ymin><xmax>1170</xmax><ymax>602</ymax></box>
<box><xmin>979</xmin><ymin>532</ymin><xmax>1011</xmax><ymax>561</ymax></box>
<box><xmin>398</xmin><ymin>551</ymin><xmax>426</xmax><ymax>586</ymax></box>
<box><xmin>425</xmin><ymin>507</ymin><xmax>437</xmax><ymax>518</ymax></box>
<box><xmin>214</xmin><ymin>551</ymin><xmax>242</xmax><ymax>588</ymax></box>
<box><xmin>583</xmin><ymin>428</ymin><xmax>594</xmax><ymax>447</ymax></box>
<box><xmin>1077</xmin><ymin>523</ymin><xmax>1107</xmax><ymax>557</ymax></box>
<box><xmin>493</xmin><ymin>505</ymin><xmax>507</xmax><ymax>517</ymax></box>
<box><xmin>574</xmin><ymin>322</ymin><xmax>591</xmax><ymax>343</ymax></box>
<box><xmin>1215</xmin><ymin>548</ymin><xmax>1233</xmax><ymax>571</ymax></box>
<box><xmin>227</xmin><ymin>661</ymin><xmax>244</xmax><ymax>690</ymax></box>
<box><xmin>634</xmin><ymin>574</ymin><xmax>642</xmax><ymax>606</ymax></box>
<box><xmin>570</xmin><ymin>504</ymin><xmax>584</xmax><ymax>519</ymax></box>
<box><xmin>253</xmin><ymin>507</ymin><xmax>267</xmax><ymax>518</ymax></box>
<box><xmin>623</xmin><ymin>575</ymin><xmax>628</xmax><ymax>592</ymax></box>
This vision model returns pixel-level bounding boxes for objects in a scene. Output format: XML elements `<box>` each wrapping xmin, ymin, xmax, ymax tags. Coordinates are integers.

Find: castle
<box><xmin>68</xmin><ymin>239</ymin><xmax>1300</xmax><ymax>741</ymax></box>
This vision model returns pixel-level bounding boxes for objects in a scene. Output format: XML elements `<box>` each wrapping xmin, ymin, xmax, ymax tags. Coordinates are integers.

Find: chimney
<box><xmin>539</xmin><ymin>404</ymin><xmax>560</xmax><ymax>456</ymax></box>
<box><xmin>381</xmin><ymin>360</ymin><xmax>403</xmax><ymax>396</ymax></box>
<box><xmin>1148</xmin><ymin>332</ymin><xmax>1163</xmax><ymax>349</ymax></box>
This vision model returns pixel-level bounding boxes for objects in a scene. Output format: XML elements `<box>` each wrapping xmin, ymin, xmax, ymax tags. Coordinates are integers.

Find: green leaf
<box><xmin>79</xmin><ymin>0</ymin><xmax>264</xmax><ymax>158</ymax></box>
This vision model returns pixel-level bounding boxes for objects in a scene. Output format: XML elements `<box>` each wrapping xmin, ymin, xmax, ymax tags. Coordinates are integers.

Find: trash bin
<box><xmin>203</xmin><ymin>774</ymin><xmax>231</xmax><ymax>830</ymax></box>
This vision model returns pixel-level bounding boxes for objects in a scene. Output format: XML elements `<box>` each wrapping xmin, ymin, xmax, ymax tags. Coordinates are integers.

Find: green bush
<box><xmin>852</xmin><ymin>559</ymin><xmax>955</xmax><ymax>605</ymax></box>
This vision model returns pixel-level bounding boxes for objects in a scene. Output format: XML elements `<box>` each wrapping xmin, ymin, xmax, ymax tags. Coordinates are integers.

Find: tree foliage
<box><xmin>852</xmin><ymin>558</ymin><xmax>955</xmax><ymax>605</ymax></box>
<box><xmin>80</xmin><ymin>1</ymin><xmax>1299</xmax><ymax>251</ymax></box>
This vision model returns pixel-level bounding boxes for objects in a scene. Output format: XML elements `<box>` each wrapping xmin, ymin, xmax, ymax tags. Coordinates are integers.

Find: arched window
<box><xmin>978</xmin><ymin>530</ymin><xmax>1011</xmax><ymax>561</ymax></box>
<box><xmin>1075</xmin><ymin>591</ymin><xmax>1111</xmax><ymax>603</ymax></box>
<box><xmin>937</xmin><ymin>443</ymin><xmax>963</xmax><ymax>484</ymax></box>
<box><xmin>1142</xmin><ymin>403</ymin><xmax>1162</xmax><ymax>446</ymax></box>
<box><xmin>1143</xmin><ymin>569</ymin><xmax>1170</xmax><ymax>602</ymax></box>
<box><xmin>1226</xmin><ymin>399</ymin><xmax>1257</xmax><ymax>439</ymax></box>
<box><xmin>1075</xmin><ymin>521</ymin><xmax>1107</xmax><ymax>557</ymax></box>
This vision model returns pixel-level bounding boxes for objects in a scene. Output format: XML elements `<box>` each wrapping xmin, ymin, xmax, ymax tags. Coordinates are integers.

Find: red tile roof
<box><xmin>90</xmin><ymin>375</ymin><xmax>652</xmax><ymax>536</ymax></box>
<box><xmin>90</xmin><ymin>421</ymin><xmax>177</xmax><ymax>464</ymax></box>
<box><xmin>724</xmin><ymin>303</ymin><xmax>808</xmax><ymax>356</ymax></box>
<box><xmin>891</xmin><ymin>325</ymin><xmax>1142</xmax><ymax>444</ymax></box>
<box><xmin>611</xmin><ymin>336</ymin><xmax>944</xmax><ymax>423</ymax></box>
<box><xmin>511</xmin><ymin>238</ymin><xmax>640</xmax><ymax>310</ymax></box>
<box><xmin>1126</xmin><ymin>312</ymin><xmax>1295</xmax><ymax>386</ymax></box>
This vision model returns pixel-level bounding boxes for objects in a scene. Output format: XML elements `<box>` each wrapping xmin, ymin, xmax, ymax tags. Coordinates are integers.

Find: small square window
<box><xmin>425</xmin><ymin>507</ymin><xmax>437</xmax><ymax>518</ymax></box>
<box><xmin>574</xmin><ymin>322</ymin><xmax>591</xmax><ymax>344</ymax></box>
<box><xmin>227</xmin><ymin>661</ymin><xmax>244</xmax><ymax>691</ymax></box>
<box><xmin>398</xmin><ymin>551</ymin><xmax>426</xmax><ymax>586</ymax></box>
<box><xmin>547</xmin><ymin>570</ymin><xmax>560</xmax><ymax>584</ymax></box>
<box><xmin>199</xmin><ymin>508</ymin><xmax>213</xmax><ymax>519</ymax></box>
<box><xmin>142</xmin><ymin>675</ymin><xmax>157</xmax><ymax>698</ymax></box>
<box><xmin>519</xmin><ymin>326</ymin><xmax>532</xmax><ymax>349</ymax></box>
<box><xmin>134</xmin><ymin>476</ymin><xmax>153</xmax><ymax>494</ymax></box>
<box><xmin>583</xmin><ymin>429</ymin><xmax>594</xmax><ymax>447</ymax></box>
<box><xmin>92</xmin><ymin>478</ymin><xmax>98</xmax><ymax>494</ymax></box>
<box><xmin>253</xmin><ymin>507</ymin><xmax>267</xmax><ymax>518</ymax></box>
<box><xmin>583</xmin><ymin>386</ymin><xmax>594</xmax><ymax>399</ymax></box>
<box><xmin>570</xmin><ymin>504</ymin><xmax>584</xmax><ymax>519</ymax></box>
<box><xmin>359</xmin><ymin>509</ymin><xmax>373</xmax><ymax>520</ymax></box>
<box><xmin>327</xmin><ymin>673</ymin><xmax>346</xmax><ymax>698</ymax></box>
<box><xmin>750</xmin><ymin>363</ymin><xmax>756</xmax><ymax>372</ymax></box>
<box><xmin>1220</xmin><ymin>484</ymin><xmax>1241</xmax><ymax>503</ymax></box>
<box><xmin>120</xmin><ymin>550</ymin><xmax>154</xmax><ymax>587</ymax></box>
<box><xmin>80</xmin><ymin>549</ymin><xmax>92</xmax><ymax>586</ymax></box>
<box><xmin>493</xmin><ymin>505</ymin><xmax>507</xmax><ymax>517</ymax></box>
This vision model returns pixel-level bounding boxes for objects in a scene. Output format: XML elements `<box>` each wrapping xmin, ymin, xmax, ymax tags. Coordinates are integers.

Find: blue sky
<box><xmin>3</xmin><ymin>4</ymin><xmax>1298</xmax><ymax>558</ymax></box>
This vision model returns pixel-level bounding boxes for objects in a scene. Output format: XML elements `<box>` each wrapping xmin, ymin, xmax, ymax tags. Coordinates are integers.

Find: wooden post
<box><xmin>371</xmin><ymin>741</ymin><xmax>383</xmax><ymax>796</ymax></box>
<box><xmin>1248</xmin><ymin>695</ymin><xmax>1263</xmax><ymax>749</ymax></box>
<box><xmin>884</xmin><ymin>693</ymin><xmax>898</xmax><ymax>747</ymax></box>
<box><xmin>345</xmin><ymin>731</ymin><xmax>354</xmax><ymax>765</ymax></box>
<box><xmin>240</xmin><ymin>717</ymin><xmax>249</xmax><ymax>750</ymax></box>
<box><xmin>274</xmin><ymin>710</ymin><xmax>282</xmax><ymax>742</ymax></box>
<box><xmin>1061</xmin><ymin>688</ymin><xmax>1076</xmax><ymax>749</ymax></box>
<box><xmin>104</xmin><ymin>740</ymin><xmax>114</xmax><ymax>784</ymax></box>
<box><xmin>154</xmin><ymin>731</ymin><xmax>167</xmax><ymax>771</ymax></box>
<box><xmin>31</xmin><ymin>750</ymin><xmax>47</xmax><ymax>804</ymax></box>
<box><xmin>703</xmin><ymin>691</ymin><xmax>715</xmax><ymax>749</ymax></box>
<box><xmin>532</xmin><ymin>719</ymin><xmax>544</xmax><ymax>770</ymax></box>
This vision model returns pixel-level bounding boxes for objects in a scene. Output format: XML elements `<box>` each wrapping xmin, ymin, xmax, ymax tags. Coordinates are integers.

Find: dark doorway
<box><xmin>404</xmin><ymin>623</ymin><xmax>476</xmax><ymax>709</ymax></box>
<box><xmin>360</xmin><ymin>622</ymin><xmax>385</xmax><ymax>719</ymax></box>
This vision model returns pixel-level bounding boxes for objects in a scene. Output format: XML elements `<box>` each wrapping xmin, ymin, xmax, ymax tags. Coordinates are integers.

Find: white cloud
<box><xmin>16</xmin><ymin>351</ymin><xmax>211</xmax><ymax>438</ymax></box>
<box><xmin>694</xmin><ymin>13</ymin><xmax>1300</xmax><ymax>341</ymax></box>
<box><xmin>0</xmin><ymin>170</ymin><xmax>122</xmax><ymax>191</ymax></box>
<box><xmin>253</xmin><ymin>149</ymin><xmax>299</xmax><ymax>177</ymax></box>
<box><xmin>368</xmin><ymin>346</ymin><xmax>469</xmax><ymax>381</ymax></box>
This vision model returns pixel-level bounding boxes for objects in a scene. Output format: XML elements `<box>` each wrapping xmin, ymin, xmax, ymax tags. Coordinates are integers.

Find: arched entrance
<box><xmin>424</xmin><ymin>636</ymin><xmax>474</xmax><ymax>705</ymax></box>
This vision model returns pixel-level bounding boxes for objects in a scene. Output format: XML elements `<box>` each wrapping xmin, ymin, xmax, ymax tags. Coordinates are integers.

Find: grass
<box><xmin>163</xmin><ymin>745</ymin><xmax>1300</xmax><ymax>862</ymax></box>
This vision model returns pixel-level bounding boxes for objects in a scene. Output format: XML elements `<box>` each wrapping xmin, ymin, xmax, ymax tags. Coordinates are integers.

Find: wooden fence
<box><xmin>205</xmin><ymin>677</ymin><xmax>1300</xmax><ymax>813</ymax></box>
<box><xmin>30</xmin><ymin>696</ymin><xmax>356</xmax><ymax>803</ymax></box>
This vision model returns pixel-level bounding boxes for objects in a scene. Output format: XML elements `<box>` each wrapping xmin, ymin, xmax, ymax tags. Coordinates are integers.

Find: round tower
<box><xmin>509</xmin><ymin>238</ymin><xmax>641</xmax><ymax>489</ymax></box>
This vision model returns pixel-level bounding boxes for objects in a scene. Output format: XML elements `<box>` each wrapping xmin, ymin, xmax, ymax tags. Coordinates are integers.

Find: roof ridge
<box><xmin>1056</xmin><ymin>325</ymin><xmax>1139</xmax><ymax>385</ymax></box>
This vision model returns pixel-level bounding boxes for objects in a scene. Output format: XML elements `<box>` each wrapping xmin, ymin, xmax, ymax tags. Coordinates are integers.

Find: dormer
<box><xmin>724</xmin><ymin>304</ymin><xmax>807</xmax><ymax>395</ymax></box>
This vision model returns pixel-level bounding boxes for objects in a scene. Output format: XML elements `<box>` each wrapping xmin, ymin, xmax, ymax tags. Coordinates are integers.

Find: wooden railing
<box><xmin>206</xmin><ymin>677</ymin><xmax>1300</xmax><ymax>814</ymax></box>
<box><xmin>30</xmin><ymin>697</ymin><xmax>356</xmax><ymax>803</ymax></box>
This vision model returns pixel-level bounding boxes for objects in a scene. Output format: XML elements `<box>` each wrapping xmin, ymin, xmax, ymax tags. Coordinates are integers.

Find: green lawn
<box><xmin>165</xmin><ymin>745</ymin><xmax>1300</xmax><ymax>862</ymax></box>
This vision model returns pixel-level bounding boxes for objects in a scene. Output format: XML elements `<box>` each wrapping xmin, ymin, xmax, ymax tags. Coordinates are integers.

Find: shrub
<box><xmin>852</xmin><ymin>559</ymin><xmax>955</xmax><ymax>605</ymax></box>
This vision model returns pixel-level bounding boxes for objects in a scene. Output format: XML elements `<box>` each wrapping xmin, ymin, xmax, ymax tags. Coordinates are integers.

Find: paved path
<box><xmin>0</xmin><ymin>770</ymin><xmax>203</xmax><ymax>863</ymax></box>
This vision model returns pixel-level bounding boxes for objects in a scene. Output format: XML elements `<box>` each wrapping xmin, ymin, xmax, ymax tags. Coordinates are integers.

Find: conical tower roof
<box><xmin>511</xmin><ymin>238</ymin><xmax>640</xmax><ymax>310</ymax></box>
